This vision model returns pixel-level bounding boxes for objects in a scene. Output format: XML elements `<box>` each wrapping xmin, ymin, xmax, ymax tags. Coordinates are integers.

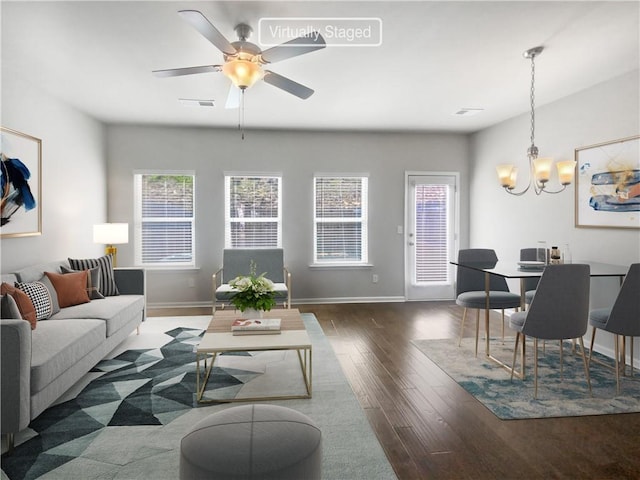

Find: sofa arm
<box><xmin>1</xmin><ymin>319</ymin><xmax>32</xmax><ymax>436</ymax></box>
<box><xmin>114</xmin><ymin>268</ymin><xmax>146</xmax><ymax>296</ymax></box>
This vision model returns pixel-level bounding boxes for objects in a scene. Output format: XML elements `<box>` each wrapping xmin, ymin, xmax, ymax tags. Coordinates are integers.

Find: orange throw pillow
<box><xmin>44</xmin><ymin>271</ymin><xmax>90</xmax><ymax>308</ymax></box>
<box><xmin>1</xmin><ymin>282</ymin><xmax>37</xmax><ymax>329</ymax></box>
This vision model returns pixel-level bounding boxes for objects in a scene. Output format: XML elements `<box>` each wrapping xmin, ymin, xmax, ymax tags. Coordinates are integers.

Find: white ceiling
<box><xmin>2</xmin><ymin>1</ymin><xmax>639</xmax><ymax>133</ymax></box>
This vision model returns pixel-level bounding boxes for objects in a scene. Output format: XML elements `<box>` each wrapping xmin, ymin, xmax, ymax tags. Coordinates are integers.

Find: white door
<box><xmin>405</xmin><ymin>173</ymin><xmax>458</xmax><ymax>300</ymax></box>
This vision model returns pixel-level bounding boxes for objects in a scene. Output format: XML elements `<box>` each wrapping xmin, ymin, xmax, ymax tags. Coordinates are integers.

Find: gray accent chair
<box><xmin>213</xmin><ymin>248</ymin><xmax>291</xmax><ymax>313</ymax></box>
<box><xmin>588</xmin><ymin>263</ymin><xmax>640</xmax><ymax>394</ymax></box>
<box><xmin>509</xmin><ymin>264</ymin><xmax>592</xmax><ymax>398</ymax></box>
<box><xmin>520</xmin><ymin>247</ymin><xmax>543</xmax><ymax>305</ymax></box>
<box><xmin>456</xmin><ymin>249</ymin><xmax>521</xmax><ymax>356</ymax></box>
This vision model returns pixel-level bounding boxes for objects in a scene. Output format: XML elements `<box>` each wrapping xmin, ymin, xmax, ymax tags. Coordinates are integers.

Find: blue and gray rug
<box><xmin>412</xmin><ymin>336</ymin><xmax>640</xmax><ymax>420</ymax></box>
<box><xmin>2</xmin><ymin>315</ymin><xmax>397</xmax><ymax>480</ymax></box>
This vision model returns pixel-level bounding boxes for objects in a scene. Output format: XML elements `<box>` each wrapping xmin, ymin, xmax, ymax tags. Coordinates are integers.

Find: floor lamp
<box><xmin>93</xmin><ymin>223</ymin><xmax>129</xmax><ymax>267</ymax></box>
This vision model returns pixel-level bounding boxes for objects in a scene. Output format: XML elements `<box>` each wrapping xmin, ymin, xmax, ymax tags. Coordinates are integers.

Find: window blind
<box><xmin>134</xmin><ymin>173</ymin><xmax>195</xmax><ymax>266</ymax></box>
<box><xmin>414</xmin><ymin>183</ymin><xmax>449</xmax><ymax>282</ymax></box>
<box><xmin>225</xmin><ymin>175</ymin><xmax>282</xmax><ymax>248</ymax></box>
<box><xmin>314</xmin><ymin>176</ymin><xmax>368</xmax><ymax>264</ymax></box>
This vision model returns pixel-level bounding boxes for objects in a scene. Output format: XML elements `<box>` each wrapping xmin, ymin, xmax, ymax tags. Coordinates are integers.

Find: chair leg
<box><xmin>475</xmin><ymin>309</ymin><xmax>481</xmax><ymax>357</ymax></box>
<box><xmin>511</xmin><ymin>332</ymin><xmax>520</xmax><ymax>381</ymax></box>
<box><xmin>631</xmin><ymin>337</ymin><xmax>635</xmax><ymax>377</ymax></box>
<box><xmin>501</xmin><ymin>309</ymin><xmax>505</xmax><ymax>344</ymax></box>
<box><xmin>588</xmin><ymin>328</ymin><xmax>597</xmax><ymax>365</ymax></box>
<box><xmin>578</xmin><ymin>336</ymin><xmax>592</xmax><ymax>396</ymax></box>
<box><xmin>534</xmin><ymin>338</ymin><xmax>539</xmax><ymax>399</ymax></box>
<box><xmin>615</xmin><ymin>334</ymin><xmax>621</xmax><ymax>395</ymax></box>
<box><xmin>458</xmin><ymin>308</ymin><xmax>468</xmax><ymax>347</ymax></box>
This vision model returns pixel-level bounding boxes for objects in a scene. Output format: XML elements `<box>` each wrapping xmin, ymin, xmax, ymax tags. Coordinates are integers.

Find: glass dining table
<box><xmin>450</xmin><ymin>259</ymin><xmax>629</xmax><ymax>377</ymax></box>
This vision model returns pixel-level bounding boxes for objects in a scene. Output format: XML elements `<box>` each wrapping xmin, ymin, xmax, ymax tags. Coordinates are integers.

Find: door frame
<box><xmin>404</xmin><ymin>171</ymin><xmax>460</xmax><ymax>301</ymax></box>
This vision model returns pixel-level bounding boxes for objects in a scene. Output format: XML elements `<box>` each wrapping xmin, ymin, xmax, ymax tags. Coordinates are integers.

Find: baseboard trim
<box><xmin>147</xmin><ymin>296</ymin><xmax>407</xmax><ymax>309</ymax></box>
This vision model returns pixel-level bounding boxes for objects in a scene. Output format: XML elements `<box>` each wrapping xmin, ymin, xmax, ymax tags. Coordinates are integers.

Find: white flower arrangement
<box><xmin>228</xmin><ymin>261</ymin><xmax>276</xmax><ymax>312</ymax></box>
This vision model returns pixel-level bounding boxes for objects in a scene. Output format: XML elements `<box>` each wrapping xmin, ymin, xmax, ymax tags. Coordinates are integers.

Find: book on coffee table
<box><xmin>231</xmin><ymin>318</ymin><xmax>282</xmax><ymax>335</ymax></box>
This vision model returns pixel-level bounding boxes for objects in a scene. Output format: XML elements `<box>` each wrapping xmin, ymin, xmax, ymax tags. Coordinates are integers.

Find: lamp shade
<box><xmin>93</xmin><ymin>223</ymin><xmax>129</xmax><ymax>245</ymax></box>
<box><xmin>556</xmin><ymin>160</ymin><xmax>577</xmax><ymax>185</ymax></box>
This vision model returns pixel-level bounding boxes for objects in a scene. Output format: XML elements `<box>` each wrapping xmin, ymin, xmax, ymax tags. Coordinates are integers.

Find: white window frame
<box><xmin>224</xmin><ymin>173</ymin><xmax>282</xmax><ymax>248</ymax></box>
<box><xmin>313</xmin><ymin>174</ymin><xmax>369</xmax><ymax>266</ymax></box>
<box><xmin>133</xmin><ymin>170</ymin><xmax>196</xmax><ymax>268</ymax></box>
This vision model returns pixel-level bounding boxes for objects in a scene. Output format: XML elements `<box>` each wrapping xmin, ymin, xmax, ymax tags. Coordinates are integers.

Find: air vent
<box><xmin>454</xmin><ymin>108</ymin><xmax>484</xmax><ymax>116</ymax></box>
<box><xmin>179</xmin><ymin>98</ymin><xmax>215</xmax><ymax>107</ymax></box>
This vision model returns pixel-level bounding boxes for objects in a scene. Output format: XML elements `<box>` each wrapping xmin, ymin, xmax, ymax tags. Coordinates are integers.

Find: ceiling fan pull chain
<box><xmin>240</xmin><ymin>89</ymin><xmax>246</xmax><ymax>140</ymax></box>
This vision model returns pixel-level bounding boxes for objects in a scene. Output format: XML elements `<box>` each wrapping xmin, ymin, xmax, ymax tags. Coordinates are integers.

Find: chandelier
<box><xmin>496</xmin><ymin>46</ymin><xmax>576</xmax><ymax>195</ymax></box>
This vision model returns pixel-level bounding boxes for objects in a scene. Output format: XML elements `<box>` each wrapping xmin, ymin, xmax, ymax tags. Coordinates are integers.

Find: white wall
<box><xmin>470</xmin><ymin>69</ymin><xmax>640</xmax><ymax>359</ymax></box>
<box><xmin>106</xmin><ymin>126</ymin><xmax>470</xmax><ymax>307</ymax></box>
<box><xmin>1</xmin><ymin>71</ymin><xmax>108</xmax><ymax>272</ymax></box>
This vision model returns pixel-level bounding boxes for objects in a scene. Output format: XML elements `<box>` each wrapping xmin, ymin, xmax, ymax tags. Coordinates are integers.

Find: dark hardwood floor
<box><xmin>149</xmin><ymin>302</ymin><xmax>640</xmax><ymax>480</ymax></box>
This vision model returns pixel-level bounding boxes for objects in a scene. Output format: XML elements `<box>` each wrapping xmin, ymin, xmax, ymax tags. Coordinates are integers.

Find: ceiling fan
<box><xmin>153</xmin><ymin>10</ymin><xmax>326</xmax><ymax>108</ymax></box>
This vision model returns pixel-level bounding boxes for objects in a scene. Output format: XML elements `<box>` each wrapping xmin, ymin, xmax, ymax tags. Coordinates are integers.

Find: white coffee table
<box><xmin>195</xmin><ymin>309</ymin><xmax>312</xmax><ymax>403</ymax></box>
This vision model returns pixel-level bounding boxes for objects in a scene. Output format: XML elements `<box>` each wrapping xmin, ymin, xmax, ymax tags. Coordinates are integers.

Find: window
<box><xmin>225</xmin><ymin>175</ymin><xmax>282</xmax><ymax>248</ymax></box>
<box><xmin>134</xmin><ymin>172</ymin><xmax>195</xmax><ymax>267</ymax></box>
<box><xmin>314</xmin><ymin>175</ymin><xmax>368</xmax><ymax>265</ymax></box>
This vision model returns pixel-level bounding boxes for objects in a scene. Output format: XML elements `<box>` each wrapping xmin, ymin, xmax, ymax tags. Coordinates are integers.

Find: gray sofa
<box><xmin>1</xmin><ymin>260</ymin><xmax>145</xmax><ymax>451</ymax></box>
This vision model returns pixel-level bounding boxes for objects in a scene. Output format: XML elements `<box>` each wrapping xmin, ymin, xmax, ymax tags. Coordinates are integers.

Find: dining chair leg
<box><xmin>588</xmin><ymin>328</ymin><xmax>597</xmax><ymax>365</ymax></box>
<box><xmin>475</xmin><ymin>309</ymin><xmax>480</xmax><ymax>357</ymax></box>
<box><xmin>559</xmin><ymin>340</ymin><xmax>564</xmax><ymax>380</ymax></box>
<box><xmin>501</xmin><ymin>309</ymin><xmax>505</xmax><ymax>344</ymax></box>
<box><xmin>458</xmin><ymin>308</ymin><xmax>468</xmax><ymax>347</ymax></box>
<box><xmin>521</xmin><ymin>334</ymin><xmax>526</xmax><ymax>379</ymax></box>
<box><xmin>511</xmin><ymin>332</ymin><xmax>520</xmax><ymax>381</ymax></box>
<box><xmin>534</xmin><ymin>338</ymin><xmax>539</xmax><ymax>399</ymax></box>
<box><xmin>631</xmin><ymin>337</ymin><xmax>635</xmax><ymax>377</ymax></box>
<box><xmin>615</xmin><ymin>334</ymin><xmax>621</xmax><ymax>395</ymax></box>
<box><xmin>578</xmin><ymin>336</ymin><xmax>592</xmax><ymax>396</ymax></box>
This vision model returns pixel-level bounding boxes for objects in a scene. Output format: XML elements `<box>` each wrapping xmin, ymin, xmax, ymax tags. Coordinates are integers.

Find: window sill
<box><xmin>308</xmin><ymin>263</ymin><xmax>373</xmax><ymax>269</ymax></box>
<box><xmin>138</xmin><ymin>265</ymin><xmax>200</xmax><ymax>272</ymax></box>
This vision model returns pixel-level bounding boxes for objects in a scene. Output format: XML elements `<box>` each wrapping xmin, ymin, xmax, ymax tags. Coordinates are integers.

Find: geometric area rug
<box><xmin>412</xmin><ymin>336</ymin><xmax>640</xmax><ymax>420</ymax></box>
<box><xmin>2</xmin><ymin>314</ymin><xmax>397</xmax><ymax>480</ymax></box>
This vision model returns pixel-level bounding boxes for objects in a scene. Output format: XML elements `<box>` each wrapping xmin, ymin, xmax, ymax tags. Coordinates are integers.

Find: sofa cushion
<box><xmin>15</xmin><ymin>281</ymin><xmax>53</xmax><ymax>320</ymax></box>
<box><xmin>62</xmin><ymin>265</ymin><xmax>105</xmax><ymax>300</ymax></box>
<box><xmin>13</xmin><ymin>260</ymin><xmax>68</xmax><ymax>283</ymax></box>
<box><xmin>38</xmin><ymin>274</ymin><xmax>61</xmax><ymax>316</ymax></box>
<box><xmin>30</xmin><ymin>319</ymin><xmax>106</xmax><ymax>393</ymax></box>
<box><xmin>1</xmin><ymin>293</ymin><xmax>22</xmax><ymax>319</ymax></box>
<box><xmin>44</xmin><ymin>271</ymin><xmax>91</xmax><ymax>308</ymax></box>
<box><xmin>0</xmin><ymin>282</ymin><xmax>37</xmax><ymax>329</ymax></box>
<box><xmin>69</xmin><ymin>255</ymin><xmax>119</xmax><ymax>297</ymax></box>
<box><xmin>49</xmin><ymin>295</ymin><xmax>145</xmax><ymax>337</ymax></box>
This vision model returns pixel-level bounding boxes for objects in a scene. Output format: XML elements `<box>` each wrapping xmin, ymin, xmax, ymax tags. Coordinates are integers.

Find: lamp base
<box><xmin>105</xmin><ymin>245</ymin><xmax>118</xmax><ymax>267</ymax></box>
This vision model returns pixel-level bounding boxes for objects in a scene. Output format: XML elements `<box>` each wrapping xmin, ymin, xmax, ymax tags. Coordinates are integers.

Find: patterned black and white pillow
<box><xmin>68</xmin><ymin>255</ymin><xmax>119</xmax><ymax>297</ymax></box>
<box><xmin>15</xmin><ymin>281</ymin><xmax>53</xmax><ymax>320</ymax></box>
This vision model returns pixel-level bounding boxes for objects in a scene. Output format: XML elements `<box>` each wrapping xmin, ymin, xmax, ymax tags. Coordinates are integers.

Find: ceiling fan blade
<box><xmin>178</xmin><ymin>10</ymin><xmax>236</xmax><ymax>55</ymax></box>
<box><xmin>263</xmin><ymin>70</ymin><xmax>314</xmax><ymax>99</ymax></box>
<box><xmin>260</xmin><ymin>33</ymin><xmax>326</xmax><ymax>64</ymax></box>
<box><xmin>152</xmin><ymin>65</ymin><xmax>222</xmax><ymax>78</ymax></box>
<box><xmin>225</xmin><ymin>85</ymin><xmax>241</xmax><ymax>109</ymax></box>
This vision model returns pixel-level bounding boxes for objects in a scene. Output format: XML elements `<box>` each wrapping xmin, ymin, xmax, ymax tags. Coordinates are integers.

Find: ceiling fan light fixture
<box><xmin>222</xmin><ymin>58</ymin><xmax>263</xmax><ymax>89</ymax></box>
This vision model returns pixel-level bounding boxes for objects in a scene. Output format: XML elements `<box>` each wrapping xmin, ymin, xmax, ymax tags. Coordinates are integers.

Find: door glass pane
<box><xmin>414</xmin><ymin>184</ymin><xmax>449</xmax><ymax>283</ymax></box>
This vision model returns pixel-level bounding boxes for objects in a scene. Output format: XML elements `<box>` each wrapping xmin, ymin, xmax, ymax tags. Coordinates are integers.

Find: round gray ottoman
<box><xmin>180</xmin><ymin>404</ymin><xmax>322</xmax><ymax>480</ymax></box>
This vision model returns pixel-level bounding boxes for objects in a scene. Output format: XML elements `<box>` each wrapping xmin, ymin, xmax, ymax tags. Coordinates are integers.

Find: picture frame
<box><xmin>575</xmin><ymin>135</ymin><xmax>640</xmax><ymax>229</ymax></box>
<box><xmin>1</xmin><ymin>126</ymin><xmax>42</xmax><ymax>238</ymax></box>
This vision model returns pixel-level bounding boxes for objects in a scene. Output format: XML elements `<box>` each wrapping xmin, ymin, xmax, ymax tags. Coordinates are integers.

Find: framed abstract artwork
<box><xmin>575</xmin><ymin>135</ymin><xmax>640</xmax><ymax>229</ymax></box>
<box><xmin>1</xmin><ymin>126</ymin><xmax>42</xmax><ymax>238</ymax></box>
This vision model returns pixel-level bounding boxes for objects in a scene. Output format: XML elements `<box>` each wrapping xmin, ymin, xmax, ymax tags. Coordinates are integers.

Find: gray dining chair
<box><xmin>456</xmin><ymin>249</ymin><xmax>521</xmax><ymax>356</ymax></box>
<box><xmin>520</xmin><ymin>247</ymin><xmax>542</xmax><ymax>306</ymax></box>
<box><xmin>509</xmin><ymin>264</ymin><xmax>591</xmax><ymax>398</ymax></box>
<box><xmin>588</xmin><ymin>263</ymin><xmax>640</xmax><ymax>394</ymax></box>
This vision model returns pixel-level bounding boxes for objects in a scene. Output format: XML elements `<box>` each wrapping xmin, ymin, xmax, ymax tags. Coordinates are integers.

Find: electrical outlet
<box><xmin>372</xmin><ymin>274</ymin><xmax>379</xmax><ymax>283</ymax></box>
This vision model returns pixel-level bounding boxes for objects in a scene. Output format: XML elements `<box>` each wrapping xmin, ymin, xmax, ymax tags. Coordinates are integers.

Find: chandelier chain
<box><xmin>529</xmin><ymin>53</ymin><xmax>536</xmax><ymax>150</ymax></box>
